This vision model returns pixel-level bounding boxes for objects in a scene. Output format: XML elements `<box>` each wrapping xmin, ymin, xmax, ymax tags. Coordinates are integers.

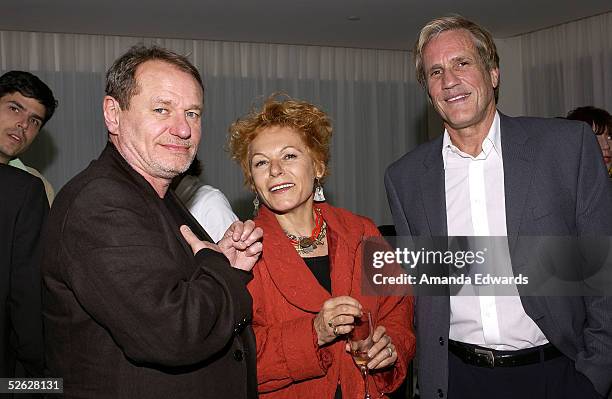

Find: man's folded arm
<box><xmin>58</xmin><ymin>178</ymin><xmax>252</xmax><ymax>367</ymax></box>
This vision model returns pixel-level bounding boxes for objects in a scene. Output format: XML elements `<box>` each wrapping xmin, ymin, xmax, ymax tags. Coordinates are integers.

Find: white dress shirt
<box><xmin>443</xmin><ymin>112</ymin><xmax>548</xmax><ymax>350</ymax></box>
<box><xmin>175</xmin><ymin>175</ymin><xmax>238</xmax><ymax>243</ymax></box>
<box><xmin>9</xmin><ymin>158</ymin><xmax>55</xmax><ymax>205</ymax></box>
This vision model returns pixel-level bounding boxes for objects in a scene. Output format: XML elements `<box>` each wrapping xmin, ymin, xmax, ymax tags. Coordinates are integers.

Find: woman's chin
<box><xmin>265</xmin><ymin>200</ymin><xmax>312</xmax><ymax>216</ymax></box>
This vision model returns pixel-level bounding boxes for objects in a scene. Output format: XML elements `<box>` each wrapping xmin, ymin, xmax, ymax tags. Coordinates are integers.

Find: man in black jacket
<box><xmin>42</xmin><ymin>45</ymin><xmax>262</xmax><ymax>398</ymax></box>
<box><xmin>0</xmin><ymin>164</ymin><xmax>48</xmax><ymax>378</ymax></box>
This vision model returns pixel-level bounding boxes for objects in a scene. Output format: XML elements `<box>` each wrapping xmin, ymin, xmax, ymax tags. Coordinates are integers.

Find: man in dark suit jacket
<box><xmin>42</xmin><ymin>45</ymin><xmax>262</xmax><ymax>398</ymax></box>
<box><xmin>385</xmin><ymin>16</ymin><xmax>612</xmax><ymax>399</ymax></box>
<box><xmin>0</xmin><ymin>164</ymin><xmax>48</xmax><ymax>378</ymax></box>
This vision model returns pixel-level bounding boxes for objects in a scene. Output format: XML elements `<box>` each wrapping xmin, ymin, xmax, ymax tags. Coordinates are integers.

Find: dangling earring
<box><xmin>313</xmin><ymin>178</ymin><xmax>326</xmax><ymax>202</ymax></box>
<box><xmin>252</xmin><ymin>194</ymin><xmax>260</xmax><ymax>216</ymax></box>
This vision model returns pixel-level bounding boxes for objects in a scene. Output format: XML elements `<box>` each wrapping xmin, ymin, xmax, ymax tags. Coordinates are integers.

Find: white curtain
<box><xmin>0</xmin><ymin>31</ymin><xmax>427</xmax><ymax>224</ymax></box>
<box><xmin>521</xmin><ymin>12</ymin><xmax>612</xmax><ymax>117</ymax></box>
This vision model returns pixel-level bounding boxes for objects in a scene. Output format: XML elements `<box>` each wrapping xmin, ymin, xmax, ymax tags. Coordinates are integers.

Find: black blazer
<box><xmin>42</xmin><ymin>144</ymin><xmax>256</xmax><ymax>398</ymax></box>
<box><xmin>385</xmin><ymin>114</ymin><xmax>612</xmax><ymax>398</ymax></box>
<box><xmin>0</xmin><ymin>164</ymin><xmax>48</xmax><ymax>378</ymax></box>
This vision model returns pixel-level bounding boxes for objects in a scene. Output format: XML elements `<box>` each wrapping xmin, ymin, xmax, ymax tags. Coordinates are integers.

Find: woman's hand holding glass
<box><xmin>347</xmin><ymin>311</ymin><xmax>373</xmax><ymax>399</ymax></box>
<box><xmin>347</xmin><ymin>313</ymin><xmax>397</xmax><ymax>399</ymax></box>
<box><xmin>359</xmin><ymin>325</ymin><xmax>397</xmax><ymax>370</ymax></box>
<box><xmin>313</xmin><ymin>296</ymin><xmax>362</xmax><ymax>346</ymax></box>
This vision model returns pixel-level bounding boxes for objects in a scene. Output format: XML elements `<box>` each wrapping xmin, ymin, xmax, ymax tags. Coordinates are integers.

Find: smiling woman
<box><xmin>249</xmin><ymin>125</ymin><xmax>323</xmax><ymax>216</ymax></box>
<box><xmin>227</xmin><ymin>94</ymin><xmax>415</xmax><ymax>398</ymax></box>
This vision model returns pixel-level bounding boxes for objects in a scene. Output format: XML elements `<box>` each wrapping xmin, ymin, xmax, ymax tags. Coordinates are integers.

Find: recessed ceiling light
<box><xmin>347</xmin><ymin>16</ymin><xmax>361</xmax><ymax>21</ymax></box>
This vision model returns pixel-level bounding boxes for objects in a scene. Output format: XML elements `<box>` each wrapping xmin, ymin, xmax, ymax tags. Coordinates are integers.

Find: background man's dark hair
<box><xmin>0</xmin><ymin>71</ymin><xmax>58</xmax><ymax>125</ymax></box>
<box><xmin>566</xmin><ymin>106</ymin><xmax>612</xmax><ymax>135</ymax></box>
<box><xmin>105</xmin><ymin>45</ymin><xmax>204</xmax><ymax>110</ymax></box>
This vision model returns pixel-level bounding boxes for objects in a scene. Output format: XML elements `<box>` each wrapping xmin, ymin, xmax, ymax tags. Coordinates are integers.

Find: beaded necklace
<box><xmin>284</xmin><ymin>208</ymin><xmax>327</xmax><ymax>255</ymax></box>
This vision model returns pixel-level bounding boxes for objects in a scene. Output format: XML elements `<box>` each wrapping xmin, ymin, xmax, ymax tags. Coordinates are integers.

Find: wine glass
<box><xmin>348</xmin><ymin>310</ymin><xmax>373</xmax><ymax>399</ymax></box>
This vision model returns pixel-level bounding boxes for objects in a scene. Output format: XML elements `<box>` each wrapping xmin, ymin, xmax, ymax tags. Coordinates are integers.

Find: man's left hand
<box><xmin>217</xmin><ymin>220</ymin><xmax>263</xmax><ymax>272</ymax></box>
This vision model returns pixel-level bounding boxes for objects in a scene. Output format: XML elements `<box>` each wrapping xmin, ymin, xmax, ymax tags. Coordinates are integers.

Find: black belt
<box><xmin>449</xmin><ymin>340</ymin><xmax>562</xmax><ymax>368</ymax></box>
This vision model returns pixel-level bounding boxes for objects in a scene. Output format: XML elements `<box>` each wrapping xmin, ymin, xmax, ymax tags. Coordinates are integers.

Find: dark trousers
<box><xmin>448</xmin><ymin>350</ymin><xmax>603</xmax><ymax>399</ymax></box>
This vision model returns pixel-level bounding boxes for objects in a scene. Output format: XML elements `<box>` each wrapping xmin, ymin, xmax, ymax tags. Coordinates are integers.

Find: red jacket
<box><xmin>249</xmin><ymin>203</ymin><xmax>415</xmax><ymax>398</ymax></box>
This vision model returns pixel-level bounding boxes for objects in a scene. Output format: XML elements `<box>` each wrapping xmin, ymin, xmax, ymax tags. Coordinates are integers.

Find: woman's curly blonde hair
<box><xmin>228</xmin><ymin>93</ymin><xmax>333</xmax><ymax>188</ymax></box>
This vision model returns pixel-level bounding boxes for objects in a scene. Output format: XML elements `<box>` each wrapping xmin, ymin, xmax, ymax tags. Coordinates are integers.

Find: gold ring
<box><xmin>333</xmin><ymin>326</ymin><xmax>339</xmax><ymax>336</ymax></box>
<box><xmin>387</xmin><ymin>347</ymin><xmax>393</xmax><ymax>358</ymax></box>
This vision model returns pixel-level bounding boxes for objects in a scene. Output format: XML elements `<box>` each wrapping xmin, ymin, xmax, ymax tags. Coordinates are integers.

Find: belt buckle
<box><xmin>474</xmin><ymin>348</ymin><xmax>495</xmax><ymax>367</ymax></box>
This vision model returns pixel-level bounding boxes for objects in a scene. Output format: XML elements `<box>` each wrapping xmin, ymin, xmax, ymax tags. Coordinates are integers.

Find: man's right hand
<box><xmin>180</xmin><ymin>225</ymin><xmax>221</xmax><ymax>254</ymax></box>
<box><xmin>180</xmin><ymin>221</ymin><xmax>263</xmax><ymax>272</ymax></box>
